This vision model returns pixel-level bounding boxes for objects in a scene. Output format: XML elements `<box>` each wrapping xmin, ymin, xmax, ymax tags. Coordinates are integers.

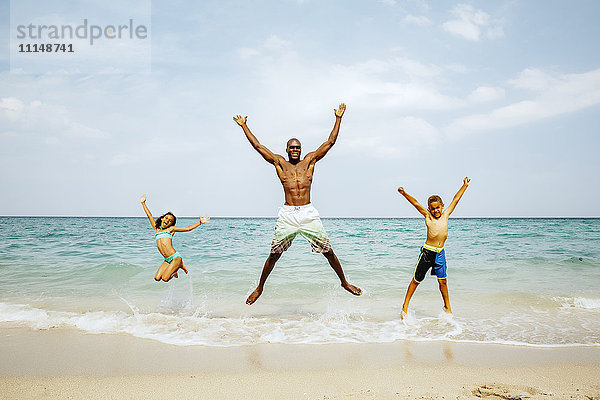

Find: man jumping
<box><xmin>233</xmin><ymin>103</ymin><xmax>362</xmax><ymax>305</ymax></box>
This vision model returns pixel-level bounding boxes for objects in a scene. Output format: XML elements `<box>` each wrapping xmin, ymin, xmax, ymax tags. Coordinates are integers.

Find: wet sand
<box><xmin>1</xmin><ymin>327</ymin><xmax>599</xmax><ymax>399</ymax></box>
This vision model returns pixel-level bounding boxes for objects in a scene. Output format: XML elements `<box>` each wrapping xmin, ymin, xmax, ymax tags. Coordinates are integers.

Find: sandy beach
<box><xmin>1</xmin><ymin>327</ymin><xmax>599</xmax><ymax>400</ymax></box>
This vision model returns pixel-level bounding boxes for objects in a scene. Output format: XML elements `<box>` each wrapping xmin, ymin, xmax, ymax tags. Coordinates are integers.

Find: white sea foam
<box><xmin>553</xmin><ymin>296</ymin><xmax>600</xmax><ymax>310</ymax></box>
<box><xmin>2</xmin><ymin>301</ymin><xmax>597</xmax><ymax>347</ymax></box>
<box><xmin>0</xmin><ymin>302</ymin><xmax>461</xmax><ymax>346</ymax></box>
<box><xmin>438</xmin><ymin>310</ymin><xmax>463</xmax><ymax>337</ymax></box>
<box><xmin>401</xmin><ymin>309</ymin><xmax>417</xmax><ymax>326</ymax></box>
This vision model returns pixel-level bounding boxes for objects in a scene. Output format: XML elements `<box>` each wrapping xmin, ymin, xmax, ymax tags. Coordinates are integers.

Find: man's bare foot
<box><xmin>342</xmin><ymin>283</ymin><xmax>362</xmax><ymax>296</ymax></box>
<box><xmin>400</xmin><ymin>310</ymin><xmax>407</xmax><ymax>320</ymax></box>
<box><xmin>443</xmin><ymin>306</ymin><xmax>452</xmax><ymax>314</ymax></box>
<box><xmin>246</xmin><ymin>287</ymin><xmax>263</xmax><ymax>305</ymax></box>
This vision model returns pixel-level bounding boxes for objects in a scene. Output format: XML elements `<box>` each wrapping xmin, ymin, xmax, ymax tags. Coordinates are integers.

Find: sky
<box><xmin>1</xmin><ymin>0</ymin><xmax>599</xmax><ymax>217</ymax></box>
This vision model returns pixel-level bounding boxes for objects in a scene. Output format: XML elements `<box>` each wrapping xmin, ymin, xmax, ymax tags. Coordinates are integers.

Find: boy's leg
<box><xmin>437</xmin><ymin>278</ymin><xmax>452</xmax><ymax>314</ymax></box>
<box><xmin>322</xmin><ymin>250</ymin><xmax>361</xmax><ymax>296</ymax></box>
<box><xmin>402</xmin><ymin>247</ymin><xmax>431</xmax><ymax>319</ymax></box>
<box><xmin>433</xmin><ymin>249</ymin><xmax>450</xmax><ymax>313</ymax></box>
<box><xmin>401</xmin><ymin>278</ymin><xmax>420</xmax><ymax>319</ymax></box>
<box><xmin>246</xmin><ymin>252</ymin><xmax>283</xmax><ymax>305</ymax></box>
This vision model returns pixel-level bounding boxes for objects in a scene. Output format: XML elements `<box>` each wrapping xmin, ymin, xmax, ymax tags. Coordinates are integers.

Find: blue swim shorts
<box><xmin>413</xmin><ymin>244</ymin><xmax>447</xmax><ymax>282</ymax></box>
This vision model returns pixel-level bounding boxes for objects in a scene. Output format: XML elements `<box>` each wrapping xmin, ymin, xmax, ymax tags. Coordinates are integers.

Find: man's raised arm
<box><xmin>311</xmin><ymin>103</ymin><xmax>346</xmax><ymax>162</ymax></box>
<box><xmin>233</xmin><ymin>115</ymin><xmax>279</xmax><ymax>164</ymax></box>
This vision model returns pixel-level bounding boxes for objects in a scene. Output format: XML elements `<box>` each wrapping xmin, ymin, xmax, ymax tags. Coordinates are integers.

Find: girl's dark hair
<box><xmin>155</xmin><ymin>212</ymin><xmax>176</xmax><ymax>229</ymax></box>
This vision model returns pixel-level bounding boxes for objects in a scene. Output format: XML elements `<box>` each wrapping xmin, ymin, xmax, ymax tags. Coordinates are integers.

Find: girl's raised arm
<box><xmin>140</xmin><ymin>194</ymin><xmax>157</xmax><ymax>230</ymax></box>
<box><xmin>172</xmin><ymin>216</ymin><xmax>210</xmax><ymax>233</ymax></box>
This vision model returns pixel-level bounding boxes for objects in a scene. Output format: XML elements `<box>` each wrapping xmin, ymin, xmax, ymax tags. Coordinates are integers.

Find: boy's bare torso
<box><xmin>425</xmin><ymin>213</ymin><xmax>449</xmax><ymax>248</ymax></box>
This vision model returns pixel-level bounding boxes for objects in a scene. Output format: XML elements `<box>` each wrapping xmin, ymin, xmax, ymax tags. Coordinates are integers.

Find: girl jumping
<box><xmin>140</xmin><ymin>194</ymin><xmax>209</xmax><ymax>282</ymax></box>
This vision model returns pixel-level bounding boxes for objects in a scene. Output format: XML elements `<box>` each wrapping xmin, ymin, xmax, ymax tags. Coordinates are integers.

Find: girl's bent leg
<box><xmin>180</xmin><ymin>261</ymin><xmax>188</xmax><ymax>274</ymax></box>
<box><xmin>155</xmin><ymin>261</ymin><xmax>170</xmax><ymax>281</ymax></box>
<box><xmin>162</xmin><ymin>257</ymin><xmax>184</xmax><ymax>282</ymax></box>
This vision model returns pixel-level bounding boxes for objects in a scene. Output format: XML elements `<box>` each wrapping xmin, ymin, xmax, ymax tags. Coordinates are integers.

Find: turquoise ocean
<box><xmin>1</xmin><ymin>216</ymin><xmax>599</xmax><ymax>347</ymax></box>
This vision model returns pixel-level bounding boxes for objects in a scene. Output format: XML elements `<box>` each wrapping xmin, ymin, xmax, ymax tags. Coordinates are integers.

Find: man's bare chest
<box><xmin>277</xmin><ymin>162</ymin><xmax>314</xmax><ymax>182</ymax></box>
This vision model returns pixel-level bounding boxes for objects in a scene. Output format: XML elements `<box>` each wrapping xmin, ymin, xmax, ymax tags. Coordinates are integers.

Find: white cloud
<box><xmin>238</xmin><ymin>47</ymin><xmax>261</xmax><ymax>60</ymax></box>
<box><xmin>467</xmin><ymin>86</ymin><xmax>505</xmax><ymax>103</ymax></box>
<box><xmin>445</xmin><ymin>68</ymin><xmax>600</xmax><ymax>138</ymax></box>
<box><xmin>402</xmin><ymin>14</ymin><xmax>432</xmax><ymax>27</ymax></box>
<box><xmin>240</xmin><ymin>38</ymin><xmax>464</xmax><ymax>125</ymax></box>
<box><xmin>45</xmin><ymin>136</ymin><xmax>60</xmax><ymax>145</ymax></box>
<box><xmin>442</xmin><ymin>4</ymin><xmax>503</xmax><ymax>41</ymax></box>
<box><xmin>0</xmin><ymin>97</ymin><xmax>25</xmax><ymax>116</ymax></box>
<box><xmin>444</xmin><ymin>64</ymin><xmax>468</xmax><ymax>73</ymax></box>
<box><xmin>508</xmin><ymin>68</ymin><xmax>559</xmax><ymax>91</ymax></box>
<box><xmin>109</xmin><ymin>136</ymin><xmax>205</xmax><ymax>166</ymax></box>
<box><xmin>263</xmin><ymin>35</ymin><xmax>293</xmax><ymax>51</ymax></box>
<box><xmin>236</xmin><ymin>35</ymin><xmax>297</xmax><ymax>63</ymax></box>
<box><xmin>342</xmin><ymin>116</ymin><xmax>439</xmax><ymax>158</ymax></box>
<box><xmin>337</xmin><ymin>56</ymin><xmax>443</xmax><ymax>79</ymax></box>
<box><xmin>0</xmin><ymin>96</ymin><xmax>108</xmax><ymax>140</ymax></box>
<box><xmin>407</xmin><ymin>0</ymin><xmax>431</xmax><ymax>12</ymax></box>
<box><xmin>233</xmin><ymin>37</ymin><xmax>460</xmax><ymax>159</ymax></box>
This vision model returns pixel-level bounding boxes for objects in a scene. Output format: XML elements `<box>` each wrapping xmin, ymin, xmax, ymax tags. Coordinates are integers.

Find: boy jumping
<box><xmin>397</xmin><ymin>177</ymin><xmax>471</xmax><ymax>319</ymax></box>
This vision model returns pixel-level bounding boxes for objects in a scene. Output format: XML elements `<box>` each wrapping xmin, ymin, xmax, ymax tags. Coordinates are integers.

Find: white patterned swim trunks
<box><xmin>270</xmin><ymin>204</ymin><xmax>332</xmax><ymax>254</ymax></box>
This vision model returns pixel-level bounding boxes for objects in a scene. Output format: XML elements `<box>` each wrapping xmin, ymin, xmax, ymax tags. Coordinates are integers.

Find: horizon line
<box><xmin>1</xmin><ymin>215</ymin><xmax>599</xmax><ymax>219</ymax></box>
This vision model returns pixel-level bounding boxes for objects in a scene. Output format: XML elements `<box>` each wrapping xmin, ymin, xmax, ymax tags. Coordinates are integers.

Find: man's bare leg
<box><xmin>322</xmin><ymin>250</ymin><xmax>362</xmax><ymax>296</ymax></box>
<box><xmin>401</xmin><ymin>278</ymin><xmax>420</xmax><ymax>319</ymax></box>
<box><xmin>437</xmin><ymin>278</ymin><xmax>452</xmax><ymax>314</ymax></box>
<box><xmin>246</xmin><ymin>252</ymin><xmax>283</xmax><ymax>305</ymax></box>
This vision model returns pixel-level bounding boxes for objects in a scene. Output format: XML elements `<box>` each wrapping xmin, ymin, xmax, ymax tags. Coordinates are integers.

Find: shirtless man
<box><xmin>233</xmin><ymin>103</ymin><xmax>362</xmax><ymax>305</ymax></box>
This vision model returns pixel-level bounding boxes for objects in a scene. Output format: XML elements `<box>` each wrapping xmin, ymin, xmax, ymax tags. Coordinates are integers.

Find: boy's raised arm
<box><xmin>140</xmin><ymin>195</ymin><xmax>157</xmax><ymax>229</ymax></box>
<box><xmin>233</xmin><ymin>115</ymin><xmax>280</xmax><ymax>165</ymax></box>
<box><xmin>445</xmin><ymin>177</ymin><xmax>471</xmax><ymax>216</ymax></box>
<box><xmin>398</xmin><ymin>187</ymin><xmax>429</xmax><ymax>217</ymax></box>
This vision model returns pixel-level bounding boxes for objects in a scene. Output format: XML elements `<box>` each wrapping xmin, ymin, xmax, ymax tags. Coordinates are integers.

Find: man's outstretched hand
<box><xmin>334</xmin><ymin>103</ymin><xmax>346</xmax><ymax>118</ymax></box>
<box><xmin>233</xmin><ymin>115</ymin><xmax>247</xmax><ymax>126</ymax></box>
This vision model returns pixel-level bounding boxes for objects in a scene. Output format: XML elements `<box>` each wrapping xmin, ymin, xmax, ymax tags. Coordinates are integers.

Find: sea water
<box><xmin>0</xmin><ymin>216</ymin><xmax>599</xmax><ymax>347</ymax></box>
